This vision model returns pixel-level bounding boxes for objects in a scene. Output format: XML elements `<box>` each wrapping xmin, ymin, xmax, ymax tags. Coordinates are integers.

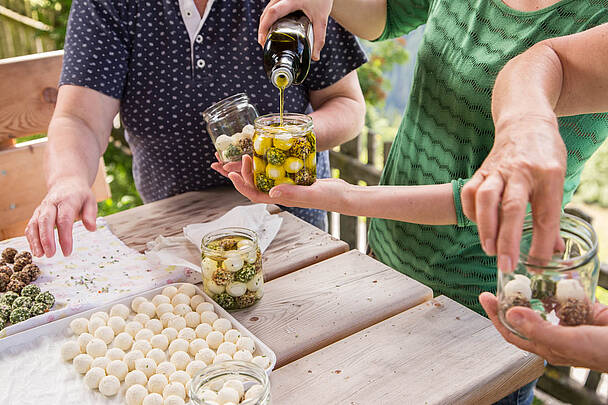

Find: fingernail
<box><xmin>497</xmin><ymin>255</ymin><xmax>512</xmax><ymax>272</ymax></box>
<box><xmin>508</xmin><ymin>311</ymin><xmax>523</xmax><ymax>327</ymax></box>
<box><xmin>269</xmin><ymin>189</ymin><xmax>281</xmax><ymax>198</ymax></box>
<box><xmin>484</xmin><ymin>239</ymin><xmax>495</xmax><ymax>255</ymax></box>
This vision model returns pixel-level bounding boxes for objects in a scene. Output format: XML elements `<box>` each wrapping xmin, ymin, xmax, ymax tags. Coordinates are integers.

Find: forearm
<box><xmin>331</xmin><ymin>0</ymin><xmax>387</xmax><ymax>41</ymax></box>
<box><xmin>309</xmin><ymin>97</ymin><xmax>365</xmax><ymax>151</ymax></box>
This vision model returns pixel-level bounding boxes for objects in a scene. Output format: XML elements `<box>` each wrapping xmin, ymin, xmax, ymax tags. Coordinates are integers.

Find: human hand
<box><xmin>258</xmin><ymin>0</ymin><xmax>334</xmax><ymax>61</ymax></box>
<box><xmin>461</xmin><ymin>116</ymin><xmax>567</xmax><ymax>272</ymax></box>
<box><xmin>480</xmin><ymin>292</ymin><xmax>608</xmax><ymax>372</ymax></box>
<box><xmin>210</xmin><ymin>153</ymin><xmax>244</xmax><ymax>178</ymax></box>
<box><xmin>25</xmin><ymin>177</ymin><xmax>97</xmax><ymax>258</ymax></box>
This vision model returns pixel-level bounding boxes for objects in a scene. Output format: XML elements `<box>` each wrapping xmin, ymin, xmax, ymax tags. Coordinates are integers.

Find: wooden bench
<box><xmin>0</xmin><ymin>50</ymin><xmax>110</xmax><ymax>240</ymax></box>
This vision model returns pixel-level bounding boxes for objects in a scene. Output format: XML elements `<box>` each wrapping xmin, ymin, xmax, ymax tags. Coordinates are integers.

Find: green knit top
<box><xmin>368</xmin><ymin>0</ymin><xmax>608</xmax><ymax>314</ymax></box>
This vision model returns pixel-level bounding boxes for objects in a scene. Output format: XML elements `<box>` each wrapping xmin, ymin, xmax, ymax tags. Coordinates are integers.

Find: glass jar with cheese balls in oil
<box><xmin>201</xmin><ymin>228</ymin><xmax>263</xmax><ymax>310</ymax></box>
<box><xmin>252</xmin><ymin>113</ymin><xmax>317</xmax><ymax>192</ymax></box>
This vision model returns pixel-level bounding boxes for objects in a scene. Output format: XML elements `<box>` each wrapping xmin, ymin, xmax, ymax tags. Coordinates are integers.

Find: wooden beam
<box><xmin>0</xmin><ymin>5</ymin><xmax>52</xmax><ymax>32</ymax></box>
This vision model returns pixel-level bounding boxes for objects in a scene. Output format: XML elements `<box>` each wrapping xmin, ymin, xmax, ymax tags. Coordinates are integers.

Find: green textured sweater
<box><xmin>368</xmin><ymin>0</ymin><xmax>608</xmax><ymax>314</ymax></box>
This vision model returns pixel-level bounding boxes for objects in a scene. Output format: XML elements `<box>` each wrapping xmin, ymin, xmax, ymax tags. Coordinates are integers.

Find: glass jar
<box><xmin>201</xmin><ymin>227</ymin><xmax>263</xmax><ymax>310</ymax></box>
<box><xmin>190</xmin><ymin>361</ymin><xmax>271</xmax><ymax>405</ymax></box>
<box><xmin>497</xmin><ymin>213</ymin><xmax>599</xmax><ymax>338</ymax></box>
<box><xmin>252</xmin><ymin>113</ymin><xmax>317</xmax><ymax>192</ymax></box>
<box><xmin>203</xmin><ymin>93</ymin><xmax>259</xmax><ymax>163</ymax></box>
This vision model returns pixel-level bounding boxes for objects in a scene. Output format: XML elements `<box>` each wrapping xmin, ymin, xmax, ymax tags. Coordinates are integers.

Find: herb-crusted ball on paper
<box><xmin>0</xmin><ymin>291</ymin><xmax>19</xmax><ymax>307</ymax></box>
<box><xmin>12</xmin><ymin>257</ymin><xmax>30</xmax><ymax>273</ymax></box>
<box><xmin>9</xmin><ymin>306</ymin><xmax>30</xmax><ymax>324</ymax></box>
<box><xmin>36</xmin><ymin>291</ymin><xmax>56</xmax><ymax>310</ymax></box>
<box><xmin>0</xmin><ymin>265</ymin><xmax>12</xmax><ymax>277</ymax></box>
<box><xmin>1</xmin><ymin>248</ymin><xmax>17</xmax><ymax>264</ymax></box>
<box><xmin>12</xmin><ymin>296</ymin><xmax>33</xmax><ymax>309</ymax></box>
<box><xmin>0</xmin><ymin>304</ymin><xmax>11</xmax><ymax>321</ymax></box>
<box><xmin>30</xmin><ymin>302</ymin><xmax>48</xmax><ymax>316</ymax></box>
<box><xmin>0</xmin><ymin>273</ymin><xmax>9</xmax><ymax>292</ymax></box>
<box><xmin>21</xmin><ymin>284</ymin><xmax>41</xmax><ymax>299</ymax></box>
<box><xmin>13</xmin><ymin>251</ymin><xmax>32</xmax><ymax>265</ymax></box>
<box><xmin>22</xmin><ymin>264</ymin><xmax>41</xmax><ymax>282</ymax></box>
<box><xmin>7</xmin><ymin>280</ymin><xmax>26</xmax><ymax>294</ymax></box>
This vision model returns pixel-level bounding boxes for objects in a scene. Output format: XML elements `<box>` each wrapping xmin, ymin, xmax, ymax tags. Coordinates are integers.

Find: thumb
<box><xmin>506</xmin><ymin>306</ymin><xmax>553</xmax><ymax>342</ymax></box>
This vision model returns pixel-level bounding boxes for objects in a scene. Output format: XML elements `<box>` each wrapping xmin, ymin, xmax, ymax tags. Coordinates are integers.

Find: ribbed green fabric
<box><xmin>369</xmin><ymin>0</ymin><xmax>608</xmax><ymax>314</ymax></box>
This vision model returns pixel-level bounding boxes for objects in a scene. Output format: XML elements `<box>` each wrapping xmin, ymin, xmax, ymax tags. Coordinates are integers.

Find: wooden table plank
<box><xmin>231</xmin><ymin>250</ymin><xmax>433</xmax><ymax>368</ymax></box>
<box><xmin>270</xmin><ymin>295</ymin><xmax>544</xmax><ymax>405</ymax></box>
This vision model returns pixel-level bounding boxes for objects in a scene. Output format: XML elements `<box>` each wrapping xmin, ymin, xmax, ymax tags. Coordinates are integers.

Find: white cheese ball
<box><xmin>170</xmin><ymin>351</ymin><xmax>191</xmax><ymax>371</ymax></box>
<box><xmin>213</xmin><ymin>353</ymin><xmax>233</xmax><ymax>365</ymax></box>
<box><xmin>110</xmin><ymin>303</ymin><xmax>130</xmax><ymax>320</ymax></box>
<box><xmin>223</xmin><ymin>379</ymin><xmax>245</xmax><ymax>398</ymax></box>
<box><xmin>84</xmin><ymin>366</ymin><xmax>106</xmax><ymax>390</ymax></box>
<box><xmin>108</xmin><ymin>316</ymin><xmax>126</xmax><ymax>334</ymax></box>
<box><xmin>99</xmin><ymin>375</ymin><xmax>121</xmax><ymax>396</ymax></box>
<box><xmin>168</xmin><ymin>338</ymin><xmax>189</xmax><ymax>356</ymax></box>
<box><xmin>173</xmin><ymin>303</ymin><xmax>192</xmax><ymax>317</ymax></box>
<box><xmin>147</xmin><ymin>373</ymin><xmax>168</xmax><ymax>394</ymax></box>
<box><xmin>152</xmin><ymin>294</ymin><xmax>171</xmax><ymax>307</ymax></box>
<box><xmin>217</xmin><ymin>387</ymin><xmax>240</xmax><ymax>404</ymax></box>
<box><xmin>162</xmin><ymin>286</ymin><xmax>179</xmax><ymax>299</ymax></box>
<box><xmin>177</xmin><ymin>284</ymin><xmax>197</xmax><ymax>298</ymax></box>
<box><xmin>135</xmin><ymin>313</ymin><xmax>152</xmax><ymax>326</ymax></box>
<box><xmin>107</xmin><ymin>359</ymin><xmax>128</xmax><ymax>381</ymax></box>
<box><xmin>151</xmin><ymin>334</ymin><xmax>169</xmax><ymax>351</ymax></box>
<box><xmin>77</xmin><ymin>332</ymin><xmax>94</xmax><ymax>353</ymax></box>
<box><xmin>70</xmin><ymin>318</ymin><xmax>89</xmax><ymax>336</ymax></box>
<box><xmin>233</xmin><ymin>350</ymin><xmax>253</xmax><ymax>362</ymax></box>
<box><xmin>212</xmin><ymin>318</ymin><xmax>232</xmax><ymax>334</ymax></box>
<box><xmin>91</xmin><ymin>356</ymin><xmax>111</xmax><ymax>370</ymax></box>
<box><xmin>136</xmin><ymin>328</ymin><xmax>155</xmax><ymax>342</ymax></box>
<box><xmin>131</xmin><ymin>297</ymin><xmax>148</xmax><ymax>313</ymax></box>
<box><xmin>126</xmin><ymin>320</ymin><xmax>144</xmax><ymax>337</ymax></box>
<box><xmin>106</xmin><ymin>347</ymin><xmax>126</xmax><ymax>361</ymax></box>
<box><xmin>124</xmin><ymin>350</ymin><xmax>145</xmax><ymax>371</ymax></box>
<box><xmin>160</xmin><ymin>312</ymin><xmax>177</xmax><ymax>328</ymax></box>
<box><xmin>226</xmin><ymin>282</ymin><xmax>247</xmax><ymax>297</ymax></box>
<box><xmin>245</xmin><ymin>384</ymin><xmax>265</xmax><ymax>401</ymax></box>
<box><xmin>556</xmin><ymin>279</ymin><xmax>586</xmax><ymax>302</ymax></box>
<box><xmin>146</xmin><ymin>319</ymin><xmax>163</xmax><ymax>335</ymax></box>
<box><xmin>168</xmin><ymin>316</ymin><xmax>187</xmax><ymax>331</ymax></box>
<box><xmin>252</xmin><ymin>355</ymin><xmax>270</xmax><ymax>370</ymax></box>
<box><xmin>222</xmin><ymin>253</ymin><xmax>244</xmax><ymax>272</ymax></box>
<box><xmin>199</xmin><ymin>389</ymin><xmax>219</xmax><ymax>402</ymax></box>
<box><xmin>171</xmin><ymin>293</ymin><xmax>190</xmax><ymax>307</ymax></box>
<box><xmin>206</xmin><ymin>331</ymin><xmax>224</xmax><ymax>350</ymax></box>
<box><xmin>195</xmin><ymin>302</ymin><xmax>215</xmax><ymax>314</ymax></box>
<box><xmin>202</xmin><ymin>257</ymin><xmax>218</xmax><ymax>280</ymax></box>
<box><xmin>223</xmin><ymin>329</ymin><xmax>241</xmax><ymax>344</ymax></box>
<box><xmin>156</xmin><ymin>303</ymin><xmax>174</xmax><ymax>318</ymax></box>
<box><xmin>514</xmin><ymin>274</ymin><xmax>532</xmax><ymax>286</ymax></box>
<box><xmin>200</xmin><ymin>311</ymin><xmax>219</xmax><ymax>325</ymax></box>
<box><xmin>114</xmin><ymin>332</ymin><xmax>134</xmax><ymax>351</ymax></box>
<box><xmin>91</xmin><ymin>311</ymin><xmax>109</xmax><ymax>323</ymax></box>
<box><xmin>195</xmin><ymin>348</ymin><xmax>216</xmax><ymax>364</ymax></box>
<box><xmin>133</xmin><ymin>340</ymin><xmax>153</xmax><ymax>355</ymax></box>
<box><xmin>125</xmin><ymin>370</ymin><xmax>148</xmax><ymax>388</ymax></box>
<box><xmin>195</xmin><ymin>323</ymin><xmax>213</xmax><ymax>339</ymax></box>
<box><xmin>255</xmin><ymin>288</ymin><xmax>264</xmax><ymax>299</ymax></box>
<box><xmin>246</xmin><ymin>250</ymin><xmax>258</xmax><ymax>264</ymax></box>
<box><xmin>164</xmin><ymin>395</ymin><xmax>185</xmax><ymax>405</ymax></box>
<box><xmin>162</xmin><ymin>327</ymin><xmax>179</xmax><ymax>342</ymax></box>
<box><xmin>189</xmin><ymin>295</ymin><xmax>205</xmax><ymax>310</ymax></box>
<box><xmin>178</xmin><ymin>327</ymin><xmax>196</xmax><ymax>343</ymax></box>
<box><xmin>136</xmin><ymin>358</ymin><xmax>157</xmax><ymax>378</ymax></box>
<box><xmin>246</xmin><ymin>273</ymin><xmax>263</xmax><ymax>292</ymax></box>
<box><xmin>217</xmin><ymin>342</ymin><xmax>237</xmax><ymax>357</ymax></box>
<box><xmin>503</xmin><ymin>278</ymin><xmax>532</xmax><ymax>301</ymax></box>
<box><xmin>169</xmin><ymin>370</ymin><xmax>190</xmax><ymax>387</ymax></box>
<box><xmin>87</xmin><ymin>317</ymin><xmax>106</xmax><ymax>335</ymax></box>
<box><xmin>138</xmin><ymin>302</ymin><xmax>157</xmax><ymax>318</ymax></box>
<box><xmin>73</xmin><ymin>353</ymin><xmax>94</xmax><ymax>374</ymax></box>
<box><xmin>236</xmin><ymin>336</ymin><xmax>255</xmax><ymax>354</ymax></box>
<box><xmin>94</xmin><ymin>325</ymin><xmax>115</xmax><ymax>345</ymax></box>
<box><xmin>155</xmin><ymin>361</ymin><xmax>177</xmax><ymax>379</ymax></box>
<box><xmin>242</xmin><ymin>124</ymin><xmax>254</xmax><ymax>137</ymax></box>
<box><xmin>125</xmin><ymin>384</ymin><xmax>148</xmax><ymax>405</ymax></box>
<box><xmin>86</xmin><ymin>338</ymin><xmax>107</xmax><ymax>358</ymax></box>
<box><xmin>206</xmin><ymin>280</ymin><xmax>226</xmax><ymax>295</ymax></box>
<box><xmin>143</xmin><ymin>393</ymin><xmax>164</xmax><ymax>405</ymax></box>
<box><xmin>186</xmin><ymin>360</ymin><xmax>207</xmax><ymax>378</ymax></box>
<box><xmin>189</xmin><ymin>338</ymin><xmax>208</xmax><ymax>356</ymax></box>
<box><xmin>147</xmin><ymin>348</ymin><xmax>166</xmax><ymax>366</ymax></box>
<box><xmin>163</xmin><ymin>382</ymin><xmax>186</xmax><ymax>400</ymax></box>
<box><xmin>184</xmin><ymin>311</ymin><xmax>201</xmax><ymax>329</ymax></box>
<box><xmin>214</xmin><ymin>134</ymin><xmax>233</xmax><ymax>151</ymax></box>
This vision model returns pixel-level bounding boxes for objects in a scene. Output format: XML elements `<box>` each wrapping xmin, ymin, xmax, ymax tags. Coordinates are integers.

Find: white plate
<box><xmin>0</xmin><ymin>282</ymin><xmax>276</xmax><ymax>405</ymax></box>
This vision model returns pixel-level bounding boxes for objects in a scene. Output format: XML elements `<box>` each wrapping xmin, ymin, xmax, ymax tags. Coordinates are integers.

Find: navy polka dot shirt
<box><xmin>59</xmin><ymin>0</ymin><xmax>367</xmax><ymax>230</ymax></box>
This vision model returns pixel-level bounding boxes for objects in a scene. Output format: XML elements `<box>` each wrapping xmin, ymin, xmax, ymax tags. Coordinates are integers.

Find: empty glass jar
<box><xmin>497</xmin><ymin>213</ymin><xmax>599</xmax><ymax>338</ymax></box>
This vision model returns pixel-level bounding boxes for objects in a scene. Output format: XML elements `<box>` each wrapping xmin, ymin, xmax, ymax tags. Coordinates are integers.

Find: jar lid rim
<box><xmin>203</xmin><ymin>93</ymin><xmax>251</xmax><ymax>119</ymax></box>
<box><xmin>200</xmin><ymin>227</ymin><xmax>259</xmax><ymax>255</ymax></box>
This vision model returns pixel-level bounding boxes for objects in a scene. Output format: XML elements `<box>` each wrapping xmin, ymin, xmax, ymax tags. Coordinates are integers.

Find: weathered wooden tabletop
<box><xmin>106</xmin><ymin>189</ymin><xmax>544</xmax><ymax>405</ymax></box>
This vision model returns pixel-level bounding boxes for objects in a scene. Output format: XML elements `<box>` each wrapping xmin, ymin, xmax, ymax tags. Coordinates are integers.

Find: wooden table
<box><xmin>105</xmin><ymin>189</ymin><xmax>544</xmax><ymax>404</ymax></box>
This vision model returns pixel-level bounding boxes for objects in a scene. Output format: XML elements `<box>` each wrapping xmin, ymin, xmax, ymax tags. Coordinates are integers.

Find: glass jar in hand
<box><xmin>252</xmin><ymin>113</ymin><xmax>317</xmax><ymax>192</ymax></box>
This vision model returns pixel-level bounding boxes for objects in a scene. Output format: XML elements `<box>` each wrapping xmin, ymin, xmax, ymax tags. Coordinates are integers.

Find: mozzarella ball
<box><xmin>199</xmin><ymin>389</ymin><xmax>219</xmax><ymax>402</ymax></box>
<box><xmin>189</xmin><ymin>338</ymin><xmax>208</xmax><ymax>356</ymax></box>
<box><xmin>94</xmin><ymin>325</ymin><xmax>115</xmax><ymax>345</ymax></box>
<box><xmin>87</xmin><ymin>317</ymin><xmax>106</xmax><ymax>335</ymax></box>
<box><xmin>214</xmin><ymin>134</ymin><xmax>233</xmax><ymax>151</ymax></box>
<box><xmin>136</xmin><ymin>358</ymin><xmax>157</xmax><ymax>378</ymax></box>
<box><xmin>169</xmin><ymin>370</ymin><xmax>190</xmax><ymax>387</ymax></box>
<box><xmin>186</xmin><ymin>360</ymin><xmax>207</xmax><ymax>378</ymax></box>
<box><xmin>125</xmin><ymin>370</ymin><xmax>148</xmax><ymax>388</ymax></box>
<box><xmin>237</xmin><ymin>238</ymin><xmax>254</xmax><ymax>249</ymax></box>
<box><xmin>138</xmin><ymin>302</ymin><xmax>157</xmax><ymax>318</ymax></box>
<box><xmin>136</xmin><ymin>328</ymin><xmax>154</xmax><ymax>341</ymax></box>
<box><xmin>162</xmin><ymin>327</ymin><xmax>179</xmax><ymax>342</ymax></box>
<box><xmin>114</xmin><ymin>332</ymin><xmax>134</xmax><ymax>351</ymax></box>
<box><xmin>202</xmin><ymin>256</ymin><xmax>218</xmax><ymax>278</ymax></box>
<box><xmin>106</xmin><ymin>347</ymin><xmax>126</xmax><ymax>361</ymax></box>
<box><xmin>177</xmin><ymin>283</ymin><xmax>197</xmax><ymax>298</ymax></box>
<box><xmin>195</xmin><ymin>348</ymin><xmax>216</xmax><ymax>364</ymax></box>
<box><xmin>126</xmin><ymin>321</ymin><xmax>144</xmax><ymax>337</ymax></box>
<box><xmin>233</xmin><ymin>350</ymin><xmax>253</xmax><ymax>362</ymax></box>
<box><xmin>131</xmin><ymin>297</ymin><xmax>148</xmax><ymax>312</ymax></box>
<box><xmin>503</xmin><ymin>278</ymin><xmax>532</xmax><ymax>301</ymax></box>
<box><xmin>184</xmin><ymin>311</ymin><xmax>201</xmax><ymax>328</ymax></box>
<box><xmin>98</xmin><ymin>375</ymin><xmax>121</xmax><ymax>396</ymax></box>
<box><xmin>84</xmin><ymin>367</ymin><xmax>106</xmax><ymax>389</ymax></box>
<box><xmin>178</xmin><ymin>327</ymin><xmax>196</xmax><ymax>343</ymax></box>
<box><xmin>133</xmin><ymin>340</ymin><xmax>153</xmax><ymax>355</ymax></box>
<box><xmin>223</xmin><ymin>253</ymin><xmax>244</xmax><ymax>272</ymax></box>
<box><xmin>147</xmin><ymin>348</ymin><xmax>166</xmax><ymax>365</ymax></box>
<box><xmin>91</xmin><ymin>356</ymin><xmax>111</xmax><ymax>370</ymax></box>
<box><xmin>236</xmin><ymin>336</ymin><xmax>255</xmax><ymax>353</ymax></box>
<box><xmin>213</xmin><ymin>353</ymin><xmax>233</xmax><ymax>365</ymax></box>
<box><xmin>77</xmin><ymin>332</ymin><xmax>94</xmax><ymax>353</ymax></box>
<box><xmin>107</xmin><ymin>359</ymin><xmax>129</xmax><ymax>381</ymax></box>
<box><xmin>135</xmin><ymin>313</ymin><xmax>152</xmax><ymax>326</ymax></box>
<box><xmin>173</xmin><ymin>303</ymin><xmax>192</xmax><ymax>317</ymax></box>
<box><xmin>245</xmin><ymin>384</ymin><xmax>265</xmax><ymax>401</ymax></box>
<box><xmin>171</xmin><ymin>293</ymin><xmax>190</xmax><ymax>307</ymax></box>
<box><xmin>124</xmin><ymin>350</ymin><xmax>145</xmax><ymax>371</ymax></box>
<box><xmin>168</xmin><ymin>316</ymin><xmax>187</xmax><ymax>331</ymax></box>
<box><xmin>514</xmin><ymin>274</ymin><xmax>532</xmax><ymax>286</ymax></box>
<box><xmin>168</xmin><ymin>338</ymin><xmax>189</xmax><ymax>356</ymax></box>
<box><xmin>255</xmin><ymin>288</ymin><xmax>264</xmax><ymax>299</ymax></box>
<box><xmin>160</xmin><ymin>312</ymin><xmax>177</xmax><ymax>328</ymax></box>
<box><xmin>252</xmin><ymin>355</ymin><xmax>270</xmax><ymax>369</ymax></box>
<box><xmin>73</xmin><ymin>353</ymin><xmax>94</xmax><ymax>374</ymax></box>
<box><xmin>190</xmin><ymin>295</ymin><xmax>205</xmax><ymax>310</ymax></box>
<box><xmin>143</xmin><ymin>393</ymin><xmax>164</xmax><ymax>405</ymax></box>
<box><xmin>170</xmin><ymin>351</ymin><xmax>191</xmax><ymax>371</ymax></box>
<box><xmin>226</xmin><ymin>282</ymin><xmax>247</xmax><ymax>297</ymax></box>
<box><xmin>70</xmin><ymin>318</ymin><xmax>89</xmax><ymax>336</ymax></box>
<box><xmin>246</xmin><ymin>273</ymin><xmax>263</xmax><ymax>292</ymax></box>
<box><xmin>150</xmin><ymin>334</ymin><xmax>169</xmax><ymax>351</ymax></box>
<box><xmin>125</xmin><ymin>384</ymin><xmax>148</xmax><ymax>405</ymax></box>
<box><xmin>164</xmin><ymin>395</ymin><xmax>185</xmax><ymax>405</ymax></box>
<box><xmin>217</xmin><ymin>342</ymin><xmax>237</xmax><ymax>357</ymax></box>
<box><xmin>223</xmin><ymin>329</ymin><xmax>241</xmax><ymax>344</ymax></box>
<box><xmin>200</xmin><ymin>311</ymin><xmax>219</xmax><ymax>325</ymax></box>
<box><xmin>91</xmin><ymin>311</ymin><xmax>109</xmax><ymax>323</ymax></box>
<box><xmin>152</xmin><ymin>294</ymin><xmax>171</xmax><ymax>307</ymax></box>
<box><xmin>223</xmin><ymin>379</ymin><xmax>245</xmax><ymax>398</ymax></box>
<box><xmin>146</xmin><ymin>319</ymin><xmax>163</xmax><ymax>335</ymax></box>
<box><xmin>86</xmin><ymin>338</ymin><xmax>107</xmax><ymax>358</ymax></box>
<box><xmin>162</xmin><ymin>286</ymin><xmax>178</xmax><ymax>299</ymax></box>
<box><xmin>206</xmin><ymin>280</ymin><xmax>225</xmax><ymax>295</ymax></box>
<box><xmin>556</xmin><ymin>279</ymin><xmax>586</xmax><ymax>302</ymax></box>
<box><xmin>108</xmin><ymin>316</ymin><xmax>126</xmax><ymax>334</ymax></box>
<box><xmin>156</xmin><ymin>303</ymin><xmax>174</xmax><ymax>318</ymax></box>
<box><xmin>163</xmin><ymin>382</ymin><xmax>186</xmax><ymax>400</ymax></box>
<box><xmin>195</xmin><ymin>302</ymin><xmax>215</xmax><ymax>314</ymax></box>
<box><xmin>206</xmin><ymin>331</ymin><xmax>224</xmax><ymax>350</ymax></box>
<box><xmin>212</xmin><ymin>318</ymin><xmax>232</xmax><ymax>334</ymax></box>
<box><xmin>110</xmin><ymin>303</ymin><xmax>130</xmax><ymax>320</ymax></box>
<box><xmin>217</xmin><ymin>387</ymin><xmax>240</xmax><ymax>404</ymax></box>
<box><xmin>156</xmin><ymin>361</ymin><xmax>177</xmax><ymax>379</ymax></box>
<box><xmin>147</xmin><ymin>373</ymin><xmax>168</xmax><ymax>394</ymax></box>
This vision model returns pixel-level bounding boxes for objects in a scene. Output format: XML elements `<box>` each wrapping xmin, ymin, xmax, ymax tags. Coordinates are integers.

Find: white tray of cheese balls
<box><xmin>0</xmin><ymin>282</ymin><xmax>276</xmax><ymax>405</ymax></box>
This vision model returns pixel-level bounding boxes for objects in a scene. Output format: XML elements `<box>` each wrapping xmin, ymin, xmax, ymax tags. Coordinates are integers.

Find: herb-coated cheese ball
<box><xmin>142</xmin><ymin>393</ymin><xmax>164</xmax><ymax>405</ymax></box>
<box><xmin>171</xmin><ymin>293</ymin><xmax>190</xmax><ymax>307</ymax></box>
<box><xmin>217</xmin><ymin>386</ymin><xmax>240</xmax><ymax>404</ymax></box>
<box><xmin>163</xmin><ymin>382</ymin><xmax>186</xmax><ymax>400</ymax></box>
<box><xmin>162</xmin><ymin>286</ymin><xmax>178</xmax><ymax>299</ymax></box>
<box><xmin>98</xmin><ymin>374</ymin><xmax>121</xmax><ymax>396</ymax></box>
<box><xmin>9</xmin><ymin>306</ymin><xmax>30</xmax><ymax>323</ymax></box>
<box><xmin>125</xmin><ymin>383</ymin><xmax>148</xmax><ymax>405</ymax></box>
<box><xmin>131</xmin><ymin>297</ymin><xmax>148</xmax><ymax>313</ymax></box>
<box><xmin>195</xmin><ymin>323</ymin><xmax>213</xmax><ymax>339</ymax></box>
<box><xmin>85</xmin><ymin>338</ymin><xmax>107</xmax><ymax>359</ymax></box>
<box><xmin>160</xmin><ymin>312</ymin><xmax>177</xmax><ymax>328</ymax></box>
<box><xmin>126</xmin><ymin>320</ymin><xmax>144</xmax><ymax>337</ymax></box>
<box><xmin>162</xmin><ymin>327</ymin><xmax>179</xmax><ymax>342</ymax></box>
<box><xmin>152</xmin><ymin>294</ymin><xmax>171</xmax><ymax>307</ymax></box>
<box><xmin>217</xmin><ymin>342</ymin><xmax>237</xmax><ymax>357</ymax></box>
<box><xmin>213</xmin><ymin>353</ymin><xmax>233</xmax><ymax>365</ymax></box>
<box><xmin>168</xmin><ymin>338</ymin><xmax>189</xmax><ymax>356</ymax></box>
<box><xmin>138</xmin><ymin>302</ymin><xmax>157</xmax><ymax>318</ymax></box>
<box><xmin>223</xmin><ymin>379</ymin><xmax>245</xmax><ymax>398</ymax></box>
<box><xmin>173</xmin><ymin>303</ymin><xmax>191</xmax><ymax>317</ymax></box>
<box><xmin>132</xmin><ymin>339</ymin><xmax>153</xmax><ymax>355</ymax></box>
<box><xmin>110</xmin><ymin>303</ymin><xmax>130</xmax><ymax>320</ymax></box>
<box><xmin>124</xmin><ymin>350</ymin><xmax>145</xmax><ymax>371</ymax></box>
<box><xmin>106</xmin><ymin>347</ymin><xmax>126</xmax><ymax>361</ymax></box>
<box><xmin>114</xmin><ymin>332</ymin><xmax>134</xmax><ymax>351</ymax></box>
<box><xmin>150</xmin><ymin>334</ymin><xmax>169</xmax><ymax>351</ymax></box>
<box><xmin>108</xmin><ymin>316</ymin><xmax>126</xmax><ymax>334</ymax></box>
<box><xmin>73</xmin><ymin>353</ymin><xmax>94</xmax><ymax>374</ymax></box>
<box><xmin>185</xmin><ymin>360</ymin><xmax>207</xmax><ymax>378</ymax></box>
<box><xmin>146</xmin><ymin>319</ymin><xmax>163</xmax><ymax>335</ymax></box>
<box><xmin>205</xmin><ymin>331</ymin><xmax>223</xmax><ymax>350</ymax></box>
<box><xmin>94</xmin><ymin>325</ymin><xmax>115</xmax><ymax>345</ymax></box>
<box><xmin>11</xmin><ymin>296</ymin><xmax>33</xmax><ymax>310</ymax></box>
<box><xmin>35</xmin><ymin>291</ymin><xmax>55</xmax><ymax>309</ymax></box>
<box><xmin>91</xmin><ymin>311</ymin><xmax>109</xmax><ymax>323</ymax></box>
<box><xmin>233</xmin><ymin>349</ymin><xmax>253</xmax><ymax>362</ymax></box>
<box><xmin>236</xmin><ymin>336</ymin><xmax>255</xmax><ymax>353</ymax></box>
<box><xmin>136</xmin><ymin>328</ymin><xmax>154</xmax><ymax>342</ymax></box>
<box><xmin>168</xmin><ymin>316</ymin><xmax>187</xmax><ymax>331</ymax></box>
<box><xmin>200</xmin><ymin>311</ymin><xmax>219</xmax><ymax>325</ymax></box>
<box><xmin>91</xmin><ymin>356</ymin><xmax>111</xmax><ymax>370</ymax></box>
<box><xmin>195</xmin><ymin>348</ymin><xmax>216</xmax><ymax>365</ymax></box>
<box><xmin>164</xmin><ymin>395</ymin><xmax>185</xmax><ymax>405</ymax></box>
<box><xmin>252</xmin><ymin>355</ymin><xmax>271</xmax><ymax>370</ymax></box>
<box><xmin>125</xmin><ymin>370</ymin><xmax>148</xmax><ymax>388</ymax></box>
<box><xmin>87</xmin><ymin>317</ymin><xmax>106</xmax><ymax>335</ymax></box>
<box><xmin>223</xmin><ymin>329</ymin><xmax>241</xmax><ymax>344</ymax></box>
<box><xmin>195</xmin><ymin>302</ymin><xmax>215</xmax><ymax>314</ymax></box>
<box><xmin>170</xmin><ymin>351</ymin><xmax>190</xmax><ymax>371</ymax></box>
<box><xmin>177</xmin><ymin>327</ymin><xmax>196</xmax><ymax>343</ymax></box>
<box><xmin>189</xmin><ymin>295</ymin><xmax>205</xmax><ymax>311</ymax></box>
<box><xmin>29</xmin><ymin>302</ymin><xmax>47</xmax><ymax>316</ymax></box>
<box><xmin>83</xmin><ymin>366</ymin><xmax>106</xmax><ymax>390</ymax></box>
<box><xmin>70</xmin><ymin>317</ymin><xmax>89</xmax><ymax>336</ymax></box>
<box><xmin>136</xmin><ymin>357</ymin><xmax>157</xmax><ymax>378</ymax></box>
<box><xmin>107</xmin><ymin>359</ymin><xmax>128</xmax><ymax>381</ymax></box>
<box><xmin>184</xmin><ymin>311</ymin><xmax>200</xmax><ymax>329</ymax></box>
<box><xmin>156</xmin><ymin>303</ymin><xmax>174</xmax><ymax>318</ymax></box>
<box><xmin>245</xmin><ymin>384</ymin><xmax>265</xmax><ymax>401</ymax></box>
<box><xmin>177</xmin><ymin>284</ymin><xmax>197</xmax><ymax>298</ymax></box>
<box><xmin>77</xmin><ymin>332</ymin><xmax>94</xmax><ymax>353</ymax></box>
<box><xmin>169</xmin><ymin>370</ymin><xmax>190</xmax><ymax>388</ymax></box>
<box><xmin>147</xmin><ymin>348</ymin><xmax>166</xmax><ymax>366</ymax></box>
<box><xmin>188</xmin><ymin>338</ymin><xmax>208</xmax><ymax>356</ymax></box>
<box><xmin>147</xmin><ymin>373</ymin><xmax>168</xmax><ymax>394</ymax></box>
<box><xmin>0</xmin><ymin>291</ymin><xmax>19</xmax><ymax>306</ymax></box>
<box><xmin>212</xmin><ymin>318</ymin><xmax>231</xmax><ymax>334</ymax></box>
<box><xmin>155</xmin><ymin>361</ymin><xmax>177</xmax><ymax>379</ymax></box>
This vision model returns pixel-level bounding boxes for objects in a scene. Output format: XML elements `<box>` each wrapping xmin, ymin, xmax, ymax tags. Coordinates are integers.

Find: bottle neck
<box><xmin>271</xmin><ymin>53</ymin><xmax>297</xmax><ymax>89</ymax></box>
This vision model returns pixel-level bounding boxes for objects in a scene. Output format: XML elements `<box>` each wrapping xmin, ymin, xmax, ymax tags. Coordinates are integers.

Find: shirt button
<box><xmin>195</xmin><ymin>35</ymin><xmax>203</xmax><ymax>43</ymax></box>
<box><xmin>197</xmin><ymin>59</ymin><xmax>206</xmax><ymax>68</ymax></box>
